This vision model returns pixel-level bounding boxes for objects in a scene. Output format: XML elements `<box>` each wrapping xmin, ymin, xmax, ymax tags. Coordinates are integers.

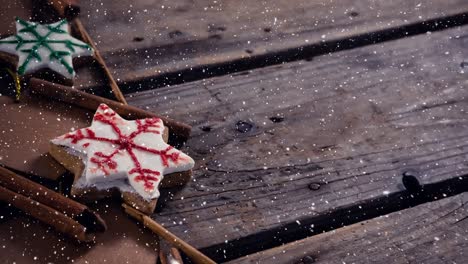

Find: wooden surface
<box><xmin>2</xmin><ymin>0</ymin><xmax>468</xmax><ymax>263</ymax></box>
<box><xmin>126</xmin><ymin>24</ymin><xmax>468</xmax><ymax>261</ymax></box>
<box><xmin>227</xmin><ymin>192</ymin><xmax>468</xmax><ymax>264</ymax></box>
<box><xmin>77</xmin><ymin>0</ymin><xmax>468</xmax><ymax>90</ymax></box>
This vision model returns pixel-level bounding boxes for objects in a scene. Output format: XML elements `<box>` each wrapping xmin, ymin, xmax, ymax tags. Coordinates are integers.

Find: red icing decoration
<box><xmin>64</xmin><ymin>105</ymin><xmax>180</xmax><ymax>191</ymax></box>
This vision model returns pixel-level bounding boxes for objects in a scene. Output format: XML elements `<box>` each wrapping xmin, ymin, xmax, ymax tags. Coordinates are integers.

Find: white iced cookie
<box><xmin>51</xmin><ymin>104</ymin><xmax>195</xmax><ymax>200</ymax></box>
<box><xmin>0</xmin><ymin>18</ymin><xmax>93</xmax><ymax>79</ymax></box>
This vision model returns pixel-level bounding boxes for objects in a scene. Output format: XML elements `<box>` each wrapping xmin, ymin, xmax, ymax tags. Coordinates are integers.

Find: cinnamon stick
<box><xmin>0</xmin><ymin>166</ymin><xmax>106</xmax><ymax>241</ymax></box>
<box><xmin>160</xmin><ymin>249</ymin><xmax>184</xmax><ymax>264</ymax></box>
<box><xmin>171</xmin><ymin>248</ymin><xmax>185</xmax><ymax>264</ymax></box>
<box><xmin>49</xmin><ymin>1</ymin><xmax>127</xmax><ymax>104</ymax></box>
<box><xmin>71</xmin><ymin>18</ymin><xmax>128</xmax><ymax>105</ymax></box>
<box><xmin>0</xmin><ymin>166</ymin><xmax>106</xmax><ymax>232</ymax></box>
<box><xmin>159</xmin><ymin>244</ymin><xmax>184</xmax><ymax>264</ymax></box>
<box><xmin>29</xmin><ymin>78</ymin><xmax>192</xmax><ymax>142</ymax></box>
<box><xmin>47</xmin><ymin>0</ymin><xmax>80</xmax><ymax>19</ymax></box>
<box><xmin>0</xmin><ymin>185</ymin><xmax>92</xmax><ymax>241</ymax></box>
<box><xmin>123</xmin><ymin>204</ymin><xmax>216</xmax><ymax>264</ymax></box>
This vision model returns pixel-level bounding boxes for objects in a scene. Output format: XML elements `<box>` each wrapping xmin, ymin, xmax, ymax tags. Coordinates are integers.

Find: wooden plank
<box><xmin>227</xmin><ymin>192</ymin><xmax>468</xmax><ymax>264</ymax></box>
<box><xmin>125</xmin><ymin>24</ymin><xmax>468</xmax><ymax>260</ymax></box>
<box><xmin>76</xmin><ymin>0</ymin><xmax>468</xmax><ymax>90</ymax></box>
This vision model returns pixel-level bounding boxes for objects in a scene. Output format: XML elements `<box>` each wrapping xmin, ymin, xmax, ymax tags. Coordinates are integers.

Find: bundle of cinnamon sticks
<box><xmin>0</xmin><ymin>166</ymin><xmax>106</xmax><ymax>241</ymax></box>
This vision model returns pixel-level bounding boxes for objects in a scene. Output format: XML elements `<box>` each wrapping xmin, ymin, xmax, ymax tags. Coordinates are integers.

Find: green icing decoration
<box><xmin>0</xmin><ymin>18</ymin><xmax>92</xmax><ymax>76</ymax></box>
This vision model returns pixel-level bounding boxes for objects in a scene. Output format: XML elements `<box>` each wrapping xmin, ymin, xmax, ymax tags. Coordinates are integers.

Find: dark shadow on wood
<box><xmin>197</xmin><ymin>174</ymin><xmax>468</xmax><ymax>262</ymax></box>
<box><xmin>111</xmin><ymin>12</ymin><xmax>468</xmax><ymax>94</ymax></box>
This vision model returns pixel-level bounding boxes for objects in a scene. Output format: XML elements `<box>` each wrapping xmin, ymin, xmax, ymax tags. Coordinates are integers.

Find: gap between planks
<box><xmin>77</xmin><ymin>0</ymin><xmax>468</xmax><ymax>93</ymax></box>
<box><xmin>120</xmin><ymin>12</ymin><xmax>468</xmax><ymax>93</ymax></box>
<box><xmin>227</xmin><ymin>187</ymin><xmax>468</xmax><ymax>264</ymax></box>
<box><xmin>201</xmin><ymin>175</ymin><xmax>468</xmax><ymax>262</ymax></box>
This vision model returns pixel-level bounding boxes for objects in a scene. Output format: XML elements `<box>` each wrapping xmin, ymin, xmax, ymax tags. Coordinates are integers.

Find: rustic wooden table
<box><xmin>77</xmin><ymin>0</ymin><xmax>468</xmax><ymax>263</ymax></box>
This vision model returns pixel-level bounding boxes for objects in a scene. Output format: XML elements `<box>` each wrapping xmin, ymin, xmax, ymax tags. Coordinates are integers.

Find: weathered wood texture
<box><xmin>126</xmin><ymin>24</ymin><xmax>468</xmax><ymax>260</ymax></box>
<box><xmin>228</xmin><ymin>192</ymin><xmax>468</xmax><ymax>264</ymax></box>
<box><xmin>77</xmin><ymin>0</ymin><xmax>468</xmax><ymax>90</ymax></box>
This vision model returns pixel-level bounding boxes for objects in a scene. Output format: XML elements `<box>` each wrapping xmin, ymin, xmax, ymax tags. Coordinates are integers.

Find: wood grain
<box><xmin>76</xmin><ymin>0</ymin><xmax>468</xmax><ymax>90</ymax></box>
<box><xmin>126</xmin><ymin>24</ymin><xmax>468</xmax><ymax>260</ymax></box>
<box><xmin>227</xmin><ymin>192</ymin><xmax>468</xmax><ymax>264</ymax></box>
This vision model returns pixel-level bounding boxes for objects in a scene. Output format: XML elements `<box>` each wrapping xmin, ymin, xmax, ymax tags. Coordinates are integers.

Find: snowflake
<box><xmin>52</xmin><ymin>104</ymin><xmax>195</xmax><ymax>199</ymax></box>
<box><xmin>0</xmin><ymin>18</ymin><xmax>93</xmax><ymax>78</ymax></box>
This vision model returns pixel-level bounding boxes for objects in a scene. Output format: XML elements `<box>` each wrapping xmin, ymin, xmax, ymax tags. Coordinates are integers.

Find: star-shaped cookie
<box><xmin>0</xmin><ymin>18</ymin><xmax>93</xmax><ymax>79</ymax></box>
<box><xmin>49</xmin><ymin>104</ymin><xmax>195</xmax><ymax>213</ymax></box>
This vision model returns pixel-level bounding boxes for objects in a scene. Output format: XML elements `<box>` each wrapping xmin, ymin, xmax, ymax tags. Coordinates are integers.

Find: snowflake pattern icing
<box><xmin>51</xmin><ymin>104</ymin><xmax>195</xmax><ymax>200</ymax></box>
<box><xmin>0</xmin><ymin>18</ymin><xmax>93</xmax><ymax>79</ymax></box>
